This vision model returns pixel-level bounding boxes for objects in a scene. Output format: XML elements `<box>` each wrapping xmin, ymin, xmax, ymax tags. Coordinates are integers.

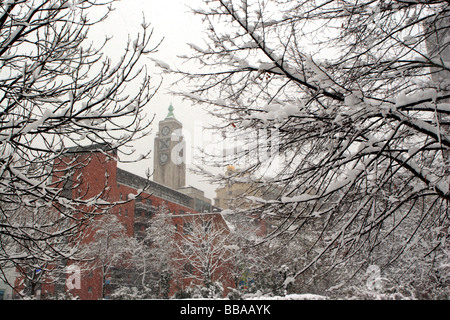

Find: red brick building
<box><xmin>13</xmin><ymin>143</ymin><xmax>234</xmax><ymax>299</ymax></box>
<box><xmin>12</xmin><ymin>105</ymin><xmax>235</xmax><ymax>299</ymax></box>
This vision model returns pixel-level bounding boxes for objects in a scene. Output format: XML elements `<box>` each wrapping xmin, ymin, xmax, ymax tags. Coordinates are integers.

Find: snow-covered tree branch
<box><xmin>174</xmin><ymin>214</ymin><xmax>233</xmax><ymax>294</ymax></box>
<box><xmin>167</xmin><ymin>0</ymin><xmax>450</xmax><ymax>296</ymax></box>
<box><xmin>0</xmin><ymin>0</ymin><xmax>159</xmax><ymax>294</ymax></box>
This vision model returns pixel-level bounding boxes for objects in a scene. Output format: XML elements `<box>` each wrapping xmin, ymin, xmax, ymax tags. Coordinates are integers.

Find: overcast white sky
<box><xmin>92</xmin><ymin>0</ymin><xmax>223</xmax><ymax>200</ymax></box>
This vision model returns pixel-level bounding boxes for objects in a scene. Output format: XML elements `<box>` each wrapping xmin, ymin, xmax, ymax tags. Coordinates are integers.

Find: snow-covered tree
<box><xmin>0</xmin><ymin>0</ymin><xmax>158</xmax><ymax>290</ymax></box>
<box><xmin>174</xmin><ymin>214</ymin><xmax>233</xmax><ymax>296</ymax></box>
<box><xmin>108</xmin><ymin>204</ymin><xmax>180</xmax><ymax>300</ymax></box>
<box><xmin>0</xmin><ymin>203</ymin><xmax>75</xmax><ymax>298</ymax></box>
<box><xmin>224</xmin><ymin>217</ymin><xmax>261</xmax><ymax>293</ymax></box>
<box><xmin>166</xmin><ymin>0</ymin><xmax>449</xmax><ymax>296</ymax></box>
<box><xmin>226</xmin><ymin>219</ymin><xmax>328</xmax><ymax>297</ymax></box>
<box><xmin>128</xmin><ymin>204</ymin><xmax>177</xmax><ymax>299</ymax></box>
<box><xmin>77</xmin><ymin>214</ymin><xmax>132</xmax><ymax>299</ymax></box>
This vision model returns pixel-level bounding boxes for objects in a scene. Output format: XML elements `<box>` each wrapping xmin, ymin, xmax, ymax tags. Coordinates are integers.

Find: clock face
<box><xmin>161</xmin><ymin>126</ymin><xmax>170</xmax><ymax>136</ymax></box>
<box><xmin>159</xmin><ymin>153</ymin><xmax>169</xmax><ymax>164</ymax></box>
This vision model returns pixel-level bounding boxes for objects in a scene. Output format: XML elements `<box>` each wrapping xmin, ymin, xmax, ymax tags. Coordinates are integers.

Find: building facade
<box><xmin>214</xmin><ymin>166</ymin><xmax>279</xmax><ymax>212</ymax></box>
<box><xmin>153</xmin><ymin>103</ymin><xmax>186</xmax><ymax>190</ymax></box>
<box><xmin>214</xmin><ymin>165</ymin><xmax>282</xmax><ymax>237</ymax></box>
<box><xmin>10</xmin><ymin>105</ymin><xmax>233</xmax><ymax>300</ymax></box>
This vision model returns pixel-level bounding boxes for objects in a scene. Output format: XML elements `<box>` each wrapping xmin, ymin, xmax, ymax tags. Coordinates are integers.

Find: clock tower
<box><xmin>153</xmin><ymin>103</ymin><xmax>186</xmax><ymax>189</ymax></box>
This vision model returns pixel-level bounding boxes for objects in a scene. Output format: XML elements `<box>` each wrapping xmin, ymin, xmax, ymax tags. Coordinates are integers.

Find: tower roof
<box><xmin>166</xmin><ymin>103</ymin><xmax>175</xmax><ymax>119</ymax></box>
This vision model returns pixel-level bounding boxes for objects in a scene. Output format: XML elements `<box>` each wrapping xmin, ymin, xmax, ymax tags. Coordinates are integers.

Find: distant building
<box><xmin>177</xmin><ymin>186</ymin><xmax>217</xmax><ymax>213</ymax></box>
<box><xmin>424</xmin><ymin>14</ymin><xmax>450</xmax><ymax>85</ymax></box>
<box><xmin>153</xmin><ymin>104</ymin><xmax>215</xmax><ymax>212</ymax></box>
<box><xmin>153</xmin><ymin>103</ymin><xmax>186</xmax><ymax>190</ymax></box>
<box><xmin>424</xmin><ymin>14</ymin><xmax>449</xmax><ymax>178</ymax></box>
<box><xmin>214</xmin><ymin>165</ymin><xmax>281</xmax><ymax>237</ymax></box>
<box><xmin>214</xmin><ymin>165</ymin><xmax>279</xmax><ymax>211</ymax></box>
<box><xmin>0</xmin><ymin>267</ymin><xmax>17</xmax><ymax>300</ymax></box>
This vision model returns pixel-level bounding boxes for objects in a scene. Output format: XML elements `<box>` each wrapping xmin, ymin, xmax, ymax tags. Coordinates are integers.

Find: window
<box><xmin>183</xmin><ymin>222</ymin><xmax>192</xmax><ymax>234</ymax></box>
<box><xmin>202</xmin><ymin>221</ymin><xmax>212</xmax><ymax>233</ymax></box>
<box><xmin>183</xmin><ymin>244</ymin><xmax>193</xmax><ymax>255</ymax></box>
<box><xmin>183</xmin><ymin>263</ymin><xmax>193</xmax><ymax>276</ymax></box>
<box><xmin>201</xmin><ymin>243</ymin><xmax>210</xmax><ymax>254</ymax></box>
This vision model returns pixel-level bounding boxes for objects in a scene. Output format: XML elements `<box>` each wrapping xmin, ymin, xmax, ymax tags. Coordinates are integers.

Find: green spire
<box><xmin>166</xmin><ymin>103</ymin><xmax>175</xmax><ymax>119</ymax></box>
